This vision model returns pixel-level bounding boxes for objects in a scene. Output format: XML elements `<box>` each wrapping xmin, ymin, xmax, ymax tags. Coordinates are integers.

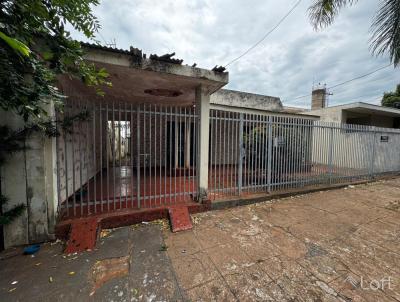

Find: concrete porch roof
<box><xmin>339</xmin><ymin>102</ymin><xmax>400</xmax><ymax>117</ymax></box>
<box><xmin>58</xmin><ymin>43</ymin><xmax>229</xmax><ymax>106</ymax></box>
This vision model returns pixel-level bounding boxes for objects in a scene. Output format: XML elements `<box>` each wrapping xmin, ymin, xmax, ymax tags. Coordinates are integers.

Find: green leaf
<box><xmin>0</xmin><ymin>31</ymin><xmax>31</xmax><ymax>57</ymax></box>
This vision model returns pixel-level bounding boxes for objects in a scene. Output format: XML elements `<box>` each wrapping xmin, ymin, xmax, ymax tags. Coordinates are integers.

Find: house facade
<box><xmin>1</xmin><ymin>44</ymin><xmax>399</xmax><ymax>249</ymax></box>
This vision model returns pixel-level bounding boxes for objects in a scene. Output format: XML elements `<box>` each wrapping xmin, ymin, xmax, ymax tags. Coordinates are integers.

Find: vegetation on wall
<box><xmin>381</xmin><ymin>84</ymin><xmax>400</xmax><ymax>108</ymax></box>
<box><xmin>0</xmin><ymin>0</ymin><xmax>110</xmax><ymax>228</ymax></box>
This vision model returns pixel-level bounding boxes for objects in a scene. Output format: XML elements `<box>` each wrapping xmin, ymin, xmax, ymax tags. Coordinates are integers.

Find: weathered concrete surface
<box><xmin>210</xmin><ymin>89</ymin><xmax>282</xmax><ymax>112</ymax></box>
<box><xmin>0</xmin><ymin>223</ymin><xmax>183</xmax><ymax>302</ymax></box>
<box><xmin>1</xmin><ymin>178</ymin><xmax>400</xmax><ymax>301</ymax></box>
<box><xmin>164</xmin><ymin>177</ymin><xmax>400</xmax><ymax>301</ymax></box>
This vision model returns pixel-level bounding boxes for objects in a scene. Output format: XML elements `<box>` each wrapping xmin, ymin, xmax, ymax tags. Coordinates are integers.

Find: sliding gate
<box><xmin>56</xmin><ymin>100</ymin><xmax>198</xmax><ymax>218</ymax></box>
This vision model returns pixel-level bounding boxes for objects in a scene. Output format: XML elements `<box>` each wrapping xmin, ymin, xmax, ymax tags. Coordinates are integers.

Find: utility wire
<box><xmin>286</xmin><ymin>63</ymin><xmax>393</xmax><ymax>103</ymax></box>
<box><xmin>328</xmin><ymin>64</ymin><xmax>392</xmax><ymax>90</ymax></box>
<box><xmin>224</xmin><ymin>0</ymin><xmax>302</xmax><ymax>68</ymax></box>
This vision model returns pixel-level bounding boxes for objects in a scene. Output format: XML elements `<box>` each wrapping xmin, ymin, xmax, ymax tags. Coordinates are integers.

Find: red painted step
<box><xmin>64</xmin><ymin>218</ymin><xmax>99</xmax><ymax>254</ymax></box>
<box><xmin>168</xmin><ymin>206</ymin><xmax>193</xmax><ymax>232</ymax></box>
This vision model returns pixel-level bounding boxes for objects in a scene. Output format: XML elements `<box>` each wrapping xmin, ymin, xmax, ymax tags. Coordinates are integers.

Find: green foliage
<box><xmin>308</xmin><ymin>0</ymin><xmax>400</xmax><ymax>66</ymax></box>
<box><xmin>0</xmin><ymin>0</ymin><xmax>111</xmax><ymax>122</ymax></box>
<box><xmin>381</xmin><ymin>84</ymin><xmax>400</xmax><ymax>108</ymax></box>
<box><xmin>0</xmin><ymin>0</ymin><xmax>111</xmax><ymax>225</ymax></box>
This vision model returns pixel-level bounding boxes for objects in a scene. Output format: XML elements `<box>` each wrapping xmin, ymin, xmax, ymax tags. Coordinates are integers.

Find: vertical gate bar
<box><xmin>159</xmin><ymin>105</ymin><xmax>162</xmax><ymax>205</ymax></box>
<box><xmin>178</xmin><ymin>106</ymin><xmax>182</xmax><ymax>203</ymax></box>
<box><xmin>214</xmin><ymin>111</ymin><xmax>217</xmax><ymax>198</ymax></box>
<box><xmin>183</xmin><ymin>107</ymin><xmax>187</xmax><ymax>201</ymax></box>
<box><xmin>259</xmin><ymin>114</ymin><xmax>263</xmax><ymax>190</ymax></box>
<box><xmin>238</xmin><ymin>113</ymin><xmax>244</xmax><ymax>195</ymax></box>
<box><xmin>218</xmin><ymin>110</ymin><xmax>222</xmax><ymax>195</ymax></box>
<box><xmin>106</xmin><ymin>103</ymin><xmax>110</xmax><ymax>212</ymax></box>
<box><xmin>124</xmin><ymin>102</ymin><xmax>128</xmax><ymax>208</ymax></box>
<box><xmin>71</xmin><ymin>101</ymin><xmax>77</xmax><ymax>216</ymax></box>
<box><xmin>130</xmin><ymin>103</ymin><xmax>134</xmax><ymax>209</ymax></box>
<box><xmin>78</xmin><ymin>101</ymin><xmax>84</xmax><ymax>216</ymax></box>
<box><xmin>227</xmin><ymin>111</ymin><xmax>231</xmax><ymax>194</ymax></box>
<box><xmin>174</xmin><ymin>106</ymin><xmax>177</xmax><ymax>204</ymax></box>
<box><xmin>267</xmin><ymin>115</ymin><xmax>272</xmax><ymax>192</ymax></box>
<box><xmin>296</xmin><ymin>118</ymin><xmax>302</xmax><ymax>188</ymax></box>
<box><xmin>164</xmin><ymin>106</ymin><xmax>167</xmax><ymax>204</ymax></box>
<box><xmin>244</xmin><ymin>113</ymin><xmax>248</xmax><ymax>192</ymax></box>
<box><xmin>288</xmin><ymin>117</ymin><xmax>293</xmax><ymax>188</ymax></box>
<box><xmin>154</xmin><ymin>105</ymin><xmax>158</xmax><ymax>206</ymax></box>
<box><xmin>370</xmin><ymin>128</ymin><xmax>377</xmax><ymax>178</ymax></box>
<box><xmin>260</xmin><ymin>115</ymin><xmax>265</xmax><ymax>190</ymax></box>
<box><xmin>222</xmin><ymin>111</ymin><xmax>225</xmax><ymax>194</ymax></box>
<box><xmin>248</xmin><ymin>114</ymin><xmax>252</xmax><ymax>191</ymax></box>
<box><xmin>149</xmin><ymin>104</ymin><xmax>152</xmax><ymax>207</ymax></box>
<box><xmin>209</xmin><ymin>110</ymin><xmax>213</xmax><ymax>197</ymax></box>
<box><xmin>143</xmin><ymin>104</ymin><xmax>150</xmax><ymax>207</ymax></box>
<box><xmin>100</xmin><ymin>102</ymin><xmax>103</xmax><ymax>212</ymax></box>
<box><xmin>112</xmin><ymin>101</ymin><xmax>116</xmax><ymax>211</ymax></box>
<box><xmin>328</xmin><ymin>123</ymin><xmax>334</xmax><ymax>184</ymax></box>
<box><xmin>272</xmin><ymin>115</ymin><xmax>276</xmax><ymax>191</ymax></box>
<box><xmin>85</xmin><ymin>100</ymin><xmax>90</xmax><ymax>215</ymax></box>
<box><xmin>255</xmin><ymin>114</ymin><xmax>259</xmax><ymax>191</ymax></box>
<box><xmin>237</xmin><ymin>112</ymin><xmax>244</xmax><ymax>195</ymax></box>
<box><xmin>136</xmin><ymin>105</ymin><xmax>141</xmax><ymax>209</ymax></box>
<box><xmin>230</xmin><ymin>111</ymin><xmax>234</xmax><ymax>194</ymax></box>
<box><xmin>191</xmin><ymin>107</ymin><xmax>195</xmax><ymax>199</ymax></box>
<box><xmin>154</xmin><ymin>104</ymin><xmax>157</xmax><ymax>206</ymax></box>
<box><xmin>234</xmin><ymin>113</ymin><xmax>239</xmax><ymax>195</ymax></box>
<box><xmin>118</xmin><ymin>102</ymin><xmax>122</xmax><ymax>209</ymax></box>
<box><xmin>254</xmin><ymin>114</ymin><xmax>259</xmax><ymax>191</ymax></box>
<box><xmin>211</xmin><ymin>111</ymin><xmax>215</xmax><ymax>199</ymax></box>
<box><xmin>169</xmin><ymin>107</ymin><xmax>173</xmax><ymax>204</ymax></box>
<box><xmin>55</xmin><ymin>107</ymin><xmax>61</xmax><ymax>214</ymax></box>
<box><xmin>64</xmin><ymin>105</ymin><xmax>69</xmax><ymax>217</ymax></box>
<box><xmin>194</xmin><ymin>106</ymin><xmax>198</xmax><ymax>199</ymax></box>
<box><xmin>299</xmin><ymin>118</ymin><xmax>304</xmax><ymax>187</ymax></box>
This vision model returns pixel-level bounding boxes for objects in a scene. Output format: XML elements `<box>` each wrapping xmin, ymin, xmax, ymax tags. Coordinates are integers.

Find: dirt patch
<box><xmin>89</xmin><ymin>256</ymin><xmax>130</xmax><ymax>295</ymax></box>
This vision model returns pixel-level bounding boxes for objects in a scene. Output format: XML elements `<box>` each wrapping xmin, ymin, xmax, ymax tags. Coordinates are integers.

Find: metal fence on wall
<box><xmin>209</xmin><ymin>109</ymin><xmax>400</xmax><ymax>200</ymax></box>
<box><xmin>56</xmin><ymin>101</ymin><xmax>198</xmax><ymax>218</ymax></box>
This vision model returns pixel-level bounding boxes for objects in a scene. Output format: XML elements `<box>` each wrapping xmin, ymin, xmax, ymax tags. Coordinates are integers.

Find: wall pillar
<box><xmin>195</xmin><ymin>86</ymin><xmax>210</xmax><ymax>201</ymax></box>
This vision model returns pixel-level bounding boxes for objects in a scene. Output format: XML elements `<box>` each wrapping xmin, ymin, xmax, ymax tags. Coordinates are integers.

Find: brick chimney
<box><xmin>311</xmin><ymin>88</ymin><xmax>327</xmax><ymax>110</ymax></box>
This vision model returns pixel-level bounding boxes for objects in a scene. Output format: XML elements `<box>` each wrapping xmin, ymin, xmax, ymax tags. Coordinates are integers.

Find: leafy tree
<box><xmin>0</xmin><ymin>0</ymin><xmax>111</xmax><ymax>231</ymax></box>
<box><xmin>381</xmin><ymin>84</ymin><xmax>400</xmax><ymax>108</ymax></box>
<box><xmin>308</xmin><ymin>0</ymin><xmax>400</xmax><ymax>66</ymax></box>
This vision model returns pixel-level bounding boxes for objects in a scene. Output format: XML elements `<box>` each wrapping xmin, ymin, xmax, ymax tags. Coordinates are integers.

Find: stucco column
<box><xmin>195</xmin><ymin>85</ymin><xmax>210</xmax><ymax>201</ymax></box>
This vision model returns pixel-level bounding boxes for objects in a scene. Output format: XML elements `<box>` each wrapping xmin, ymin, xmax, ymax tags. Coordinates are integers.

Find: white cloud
<box><xmin>69</xmin><ymin>0</ymin><xmax>400</xmax><ymax>108</ymax></box>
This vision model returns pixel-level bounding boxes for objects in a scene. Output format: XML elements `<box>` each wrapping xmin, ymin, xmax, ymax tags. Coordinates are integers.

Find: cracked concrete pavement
<box><xmin>165</xmin><ymin>178</ymin><xmax>400</xmax><ymax>301</ymax></box>
<box><xmin>1</xmin><ymin>177</ymin><xmax>400</xmax><ymax>301</ymax></box>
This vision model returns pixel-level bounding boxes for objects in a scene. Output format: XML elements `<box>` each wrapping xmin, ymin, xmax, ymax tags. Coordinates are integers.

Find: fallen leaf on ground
<box><xmin>68</xmin><ymin>271</ymin><xmax>75</xmax><ymax>275</ymax></box>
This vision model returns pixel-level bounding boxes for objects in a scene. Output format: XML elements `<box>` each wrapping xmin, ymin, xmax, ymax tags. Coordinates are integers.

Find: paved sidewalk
<box><xmin>165</xmin><ymin>178</ymin><xmax>400</xmax><ymax>301</ymax></box>
<box><xmin>0</xmin><ymin>222</ymin><xmax>183</xmax><ymax>302</ymax></box>
<box><xmin>1</xmin><ymin>177</ymin><xmax>399</xmax><ymax>301</ymax></box>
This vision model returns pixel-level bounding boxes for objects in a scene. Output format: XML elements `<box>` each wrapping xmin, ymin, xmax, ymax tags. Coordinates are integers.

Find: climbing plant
<box><xmin>0</xmin><ymin>0</ymin><xmax>111</xmax><ymax>232</ymax></box>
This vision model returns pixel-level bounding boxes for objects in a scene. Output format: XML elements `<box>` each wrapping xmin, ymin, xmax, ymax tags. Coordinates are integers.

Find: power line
<box><xmin>328</xmin><ymin>64</ymin><xmax>392</xmax><ymax>90</ymax></box>
<box><xmin>286</xmin><ymin>63</ymin><xmax>393</xmax><ymax>103</ymax></box>
<box><xmin>224</xmin><ymin>0</ymin><xmax>302</xmax><ymax>68</ymax></box>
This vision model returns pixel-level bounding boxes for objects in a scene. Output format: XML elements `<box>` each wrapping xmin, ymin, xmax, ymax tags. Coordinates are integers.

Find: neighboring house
<box><xmin>304</xmin><ymin>88</ymin><xmax>400</xmax><ymax>128</ymax></box>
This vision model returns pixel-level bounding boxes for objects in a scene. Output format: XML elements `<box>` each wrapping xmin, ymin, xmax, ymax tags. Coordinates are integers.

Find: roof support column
<box><xmin>196</xmin><ymin>85</ymin><xmax>210</xmax><ymax>201</ymax></box>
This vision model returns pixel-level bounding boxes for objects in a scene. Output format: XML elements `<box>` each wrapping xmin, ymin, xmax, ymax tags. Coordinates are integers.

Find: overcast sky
<box><xmin>70</xmin><ymin>0</ymin><xmax>399</xmax><ymax>108</ymax></box>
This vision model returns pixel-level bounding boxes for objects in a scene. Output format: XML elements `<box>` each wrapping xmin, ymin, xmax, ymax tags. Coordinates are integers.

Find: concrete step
<box><xmin>168</xmin><ymin>206</ymin><xmax>193</xmax><ymax>232</ymax></box>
